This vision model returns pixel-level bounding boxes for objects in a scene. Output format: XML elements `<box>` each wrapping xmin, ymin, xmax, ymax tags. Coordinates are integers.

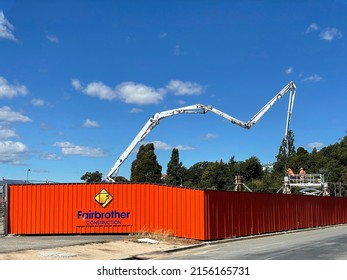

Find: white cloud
<box><xmin>174</xmin><ymin>44</ymin><xmax>181</xmax><ymax>56</ymax></box>
<box><xmin>175</xmin><ymin>144</ymin><xmax>194</xmax><ymax>151</ymax></box>
<box><xmin>0</xmin><ymin>140</ymin><xmax>28</xmax><ymax>164</ymax></box>
<box><xmin>73</xmin><ymin>78</ymin><xmax>205</xmax><ymax>105</ymax></box>
<box><xmin>166</xmin><ymin>80</ymin><xmax>204</xmax><ymax>96</ymax></box>
<box><xmin>204</xmin><ymin>133</ymin><xmax>218</xmax><ymax>140</ymax></box>
<box><xmin>54</xmin><ymin>141</ymin><xmax>106</xmax><ymax>157</ymax></box>
<box><xmin>151</xmin><ymin>140</ymin><xmax>194</xmax><ymax>151</ymax></box>
<box><xmin>308</xmin><ymin>142</ymin><xmax>324</xmax><ymax>150</ymax></box>
<box><xmin>0</xmin><ymin>11</ymin><xmax>16</xmax><ymax>41</ymax></box>
<box><xmin>71</xmin><ymin>78</ymin><xmax>83</xmax><ymax>91</ymax></box>
<box><xmin>41</xmin><ymin>152</ymin><xmax>61</xmax><ymax>160</ymax></box>
<box><xmin>73</xmin><ymin>79</ymin><xmax>164</xmax><ymax>104</ymax></box>
<box><xmin>305</xmin><ymin>23</ymin><xmax>319</xmax><ymax>33</ymax></box>
<box><xmin>0</xmin><ymin>76</ymin><xmax>28</xmax><ymax>99</ymax></box>
<box><xmin>39</xmin><ymin>122</ymin><xmax>50</xmax><ymax>130</ymax></box>
<box><xmin>0</xmin><ymin>106</ymin><xmax>32</xmax><ymax>123</ymax></box>
<box><xmin>305</xmin><ymin>23</ymin><xmax>342</xmax><ymax>41</ymax></box>
<box><xmin>302</xmin><ymin>74</ymin><xmax>323</xmax><ymax>82</ymax></box>
<box><xmin>83</xmin><ymin>81</ymin><xmax>116</xmax><ymax>100</ymax></box>
<box><xmin>320</xmin><ymin>28</ymin><xmax>343</xmax><ymax>41</ymax></box>
<box><xmin>152</xmin><ymin>140</ymin><xmax>173</xmax><ymax>151</ymax></box>
<box><xmin>0</xmin><ymin>125</ymin><xmax>17</xmax><ymax>139</ymax></box>
<box><xmin>129</xmin><ymin>108</ymin><xmax>143</xmax><ymax>113</ymax></box>
<box><xmin>31</xmin><ymin>98</ymin><xmax>45</xmax><ymax>107</ymax></box>
<box><xmin>116</xmin><ymin>82</ymin><xmax>165</xmax><ymax>104</ymax></box>
<box><xmin>160</xmin><ymin>32</ymin><xmax>168</xmax><ymax>38</ymax></box>
<box><xmin>32</xmin><ymin>168</ymin><xmax>49</xmax><ymax>174</ymax></box>
<box><xmin>285</xmin><ymin>67</ymin><xmax>293</xmax><ymax>75</ymax></box>
<box><xmin>46</xmin><ymin>34</ymin><xmax>59</xmax><ymax>43</ymax></box>
<box><xmin>83</xmin><ymin>119</ymin><xmax>100</xmax><ymax>128</ymax></box>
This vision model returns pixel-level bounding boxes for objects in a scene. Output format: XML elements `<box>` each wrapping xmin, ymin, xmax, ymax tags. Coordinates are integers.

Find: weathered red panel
<box><xmin>203</xmin><ymin>191</ymin><xmax>347</xmax><ymax>240</ymax></box>
<box><xmin>6</xmin><ymin>183</ymin><xmax>347</xmax><ymax>240</ymax></box>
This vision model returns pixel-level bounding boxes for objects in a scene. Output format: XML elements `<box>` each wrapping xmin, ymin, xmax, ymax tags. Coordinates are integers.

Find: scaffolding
<box><xmin>234</xmin><ymin>176</ymin><xmax>252</xmax><ymax>192</ymax></box>
<box><xmin>283</xmin><ymin>174</ymin><xmax>329</xmax><ymax>196</ymax></box>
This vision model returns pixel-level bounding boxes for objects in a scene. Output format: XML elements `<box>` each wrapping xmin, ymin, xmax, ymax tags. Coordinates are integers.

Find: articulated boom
<box><xmin>106</xmin><ymin>81</ymin><xmax>296</xmax><ymax>181</ymax></box>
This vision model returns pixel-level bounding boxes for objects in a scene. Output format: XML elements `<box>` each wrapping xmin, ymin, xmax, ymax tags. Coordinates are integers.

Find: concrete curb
<box><xmin>121</xmin><ymin>242</ymin><xmax>207</xmax><ymax>260</ymax></box>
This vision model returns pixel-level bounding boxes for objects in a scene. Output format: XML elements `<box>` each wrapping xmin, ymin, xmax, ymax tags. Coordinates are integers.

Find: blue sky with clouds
<box><xmin>1</xmin><ymin>0</ymin><xmax>346</xmax><ymax>182</ymax></box>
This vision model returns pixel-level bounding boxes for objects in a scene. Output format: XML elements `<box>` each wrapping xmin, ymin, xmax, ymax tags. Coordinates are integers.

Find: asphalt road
<box><xmin>157</xmin><ymin>225</ymin><xmax>347</xmax><ymax>260</ymax></box>
<box><xmin>2</xmin><ymin>221</ymin><xmax>347</xmax><ymax>260</ymax></box>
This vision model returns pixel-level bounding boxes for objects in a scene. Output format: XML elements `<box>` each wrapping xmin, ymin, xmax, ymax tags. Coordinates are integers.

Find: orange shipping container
<box><xmin>5</xmin><ymin>183</ymin><xmax>347</xmax><ymax>240</ymax></box>
<box><xmin>6</xmin><ymin>183</ymin><xmax>206</xmax><ymax>239</ymax></box>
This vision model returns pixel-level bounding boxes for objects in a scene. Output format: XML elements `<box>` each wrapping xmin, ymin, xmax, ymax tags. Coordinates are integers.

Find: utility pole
<box><xmin>26</xmin><ymin>169</ymin><xmax>31</xmax><ymax>184</ymax></box>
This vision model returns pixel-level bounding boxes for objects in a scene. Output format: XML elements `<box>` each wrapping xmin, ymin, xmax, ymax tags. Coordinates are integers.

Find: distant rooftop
<box><xmin>1</xmin><ymin>179</ymin><xmax>47</xmax><ymax>193</ymax></box>
<box><xmin>1</xmin><ymin>179</ymin><xmax>28</xmax><ymax>185</ymax></box>
<box><xmin>262</xmin><ymin>163</ymin><xmax>274</xmax><ymax>172</ymax></box>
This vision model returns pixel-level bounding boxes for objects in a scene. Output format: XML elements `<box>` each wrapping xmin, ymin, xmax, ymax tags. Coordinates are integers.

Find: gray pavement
<box><xmin>156</xmin><ymin>224</ymin><xmax>347</xmax><ymax>260</ymax></box>
<box><xmin>0</xmin><ymin>233</ymin><xmax>127</xmax><ymax>253</ymax></box>
<box><xmin>2</xmin><ymin>218</ymin><xmax>347</xmax><ymax>260</ymax></box>
<box><xmin>0</xmin><ymin>218</ymin><xmax>128</xmax><ymax>254</ymax></box>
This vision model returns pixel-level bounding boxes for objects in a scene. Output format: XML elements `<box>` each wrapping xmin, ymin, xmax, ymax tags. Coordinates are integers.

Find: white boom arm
<box><xmin>106</xmin><ymin>81</ymin><xmax>296</xmax><ymax>181</ymax></box>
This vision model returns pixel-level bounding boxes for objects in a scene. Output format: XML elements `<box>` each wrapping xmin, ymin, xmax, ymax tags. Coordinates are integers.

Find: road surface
<box><xmin>156</xmin><ymin>225</ymin><xmax>347</xmax><ymax>260</ymax></box>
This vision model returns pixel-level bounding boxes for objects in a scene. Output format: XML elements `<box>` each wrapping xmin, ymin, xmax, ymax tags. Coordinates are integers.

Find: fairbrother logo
<box><xmin>75</xmin><ymin>188</ymin><xmax>132</xmax><ymax>226</ymax></box>
<box><xmin>94</xmin><ymin>188</ymin><xmax>113</xmax><ymax>208</ymax></box>
<box><xmin>77</xmin><ymin>210</ymin><xmax>130</xmax><ymax>219</ymax></box>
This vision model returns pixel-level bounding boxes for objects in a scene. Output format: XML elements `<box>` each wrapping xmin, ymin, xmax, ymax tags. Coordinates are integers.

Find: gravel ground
<box><xmin>0</xmin><ymin>230</ymin><xmax>201</xmax><ymax>260</ymax></box>
<box><xmin>0</xmin><ymin>238</ymin><xmax>183</xmax><ymax>260</ymax></box>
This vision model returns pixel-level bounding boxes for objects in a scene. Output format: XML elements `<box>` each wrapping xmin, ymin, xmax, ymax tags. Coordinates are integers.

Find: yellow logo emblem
<box><xmin>95</xmin><ymin>189</ymin><xmax>113</xmax><ymax>208</ymax></box>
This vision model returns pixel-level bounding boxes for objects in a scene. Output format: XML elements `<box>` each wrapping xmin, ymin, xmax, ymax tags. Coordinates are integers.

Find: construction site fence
<box><xmin>4</xmin><ymin>183</ymin><xmax>347</xmax><ymax>240</ymax></box>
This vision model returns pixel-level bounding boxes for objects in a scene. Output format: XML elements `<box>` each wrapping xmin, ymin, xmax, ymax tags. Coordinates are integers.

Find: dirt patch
<box><xmin>0</xmin><ymin>234</ymin><xmax>201</xmax><ymax>260</ymax></box>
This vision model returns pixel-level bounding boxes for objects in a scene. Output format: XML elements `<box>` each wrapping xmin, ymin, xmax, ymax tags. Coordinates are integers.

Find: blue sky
<box><xmin>1</xmin><ymin>0</ymin><xmax>346</xmax><ymax>182</ymax></box>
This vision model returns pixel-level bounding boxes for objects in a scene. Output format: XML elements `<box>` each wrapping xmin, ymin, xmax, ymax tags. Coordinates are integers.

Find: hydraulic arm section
<box><xmin>106</xmin><ymin>81</ymin><xmax>296</xmax><ymax>181</ymax></box>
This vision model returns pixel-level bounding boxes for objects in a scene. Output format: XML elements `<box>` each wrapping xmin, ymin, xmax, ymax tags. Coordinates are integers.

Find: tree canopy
<box><xmin>81</xmin><ymin>171</ymin><xmax>103</xmax><ymax>182</ymax></box>
<box><xmin>165</xmin><ymin>148</ymin><xmax>184</xmax><ymax>186</ymax></box>
<box><xmin>109</xmin><ymin>131</ymin><xmax>347</xmax><ymax>196</ymax></box>
<box><xmin>130</xmin><ymin>143</ymin><xmax>162</xmax><ymax>183</ymax></box>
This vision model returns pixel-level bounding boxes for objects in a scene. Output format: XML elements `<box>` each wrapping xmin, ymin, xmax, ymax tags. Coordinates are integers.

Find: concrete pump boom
<box><xmin>106</xmin><ymin>81</ymin><xmax>296</xmax><ymax>182</ymax></box>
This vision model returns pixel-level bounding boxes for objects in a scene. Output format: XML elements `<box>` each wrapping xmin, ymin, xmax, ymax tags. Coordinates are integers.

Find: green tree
<box><xmin>165</xmin><ymin>148</ymin><xmax>184</xmax><ymax>186</ymax></box>
<box><xmin>184</xmin><ymin>161</ymin><xmax>210</xmax><ymax>188</ymax></box>
<box><xmin>260</xmin><ymin>171</ymin><xmax>281</xmax><ymax>192</ymax></box>
<box><xmin>325</xmin><ymin>159</ymin><xmax>342</xmax><ymax>183</ymax></box>
<box><xmin>130</xmin><ymin>143</ymin><xmax>162</xmax><ymax>183</ymax></box>
<box><xmin>114</xmin><ymin>176</ymin><xmax>129</xmax><ymax>182</ymax></box>
<box><xmin>239</xmin><ymin>156</ymin><xmax>263</xmax><ymax>181</ymax></box>
<box><xmin>81</xmin><ymin>171</ymin><xmax>103</xmax><ymax>182</ymax></box>
<box><xmin>228</xmin><ymin>156</ymin><xmax>238</xmax><ymax>176</ymax></box>
<box><xmin>274</xmin><ymin>129</ymin><xmax>296</xmax><ymax>174</ymax></box>
<box><xmin>288</xmin><ymin>147</ymin><xmax>311</xmax><ymax>174</ymax></box>
<box><xmin>200</xmin><ymin>160</ymin><xmax>232</xmax><ymax>190</ymax></box>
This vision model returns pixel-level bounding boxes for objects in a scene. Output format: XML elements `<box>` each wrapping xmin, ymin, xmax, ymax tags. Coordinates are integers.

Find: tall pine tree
<box><xmin>166</xmin><ymin>148</ymin><xmax>184</xmax><ymax>186</ymax></box>
<box><xmin>274</xmin><ymin>129</ymin><xmax>296</xmax><ymax>174</ymax></box>
<box><xmin>130</xmin><ymin>143</ymin><xmax>162</xmax><ymax>183</ymax></box>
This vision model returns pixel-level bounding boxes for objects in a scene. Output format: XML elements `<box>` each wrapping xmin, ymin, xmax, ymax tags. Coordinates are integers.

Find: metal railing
<box><xmin>287</xmin><ymin>173</ymin><xmax>324</xmax><ymax>186</ymax></box>
<box><xmin>283</xmin><ymin>174</ymin><xmax>329</xmax><ymax>195</ymax></box>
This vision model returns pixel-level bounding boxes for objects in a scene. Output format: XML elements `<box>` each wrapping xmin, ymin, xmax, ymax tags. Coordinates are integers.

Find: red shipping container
<box><xmin>5</xmin><ymin>183</ymin><xmax>347</xmax><ymax>240</ymax></box>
